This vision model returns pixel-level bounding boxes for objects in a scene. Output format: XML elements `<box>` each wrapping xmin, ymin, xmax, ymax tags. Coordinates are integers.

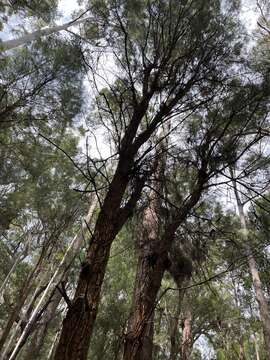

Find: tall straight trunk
<box><xmin>7</xmin><ymin>198</ymin><xmax>97</xmax><ymax>360</ymax></box>
<box><xmin>180</xmin><ymin>307</ymin><xmax>192</xmax><ymax>360</ymax></box>
<box><xmin>0</xmin><ymin>249</ymin><xmax>46</xmax><ymax>352</ymax></box>
<box><xmin>21</xmin><ymin>290</ymin><xmax>63</xmax><ymax>360</ymax></box>
<box><xmin>0</xmin><ymin>15</ymin><xmax>91</xmax><ymax>53</ymax></box>
<box><xmin>0</xmin><ymin>255</ymin><xmax>22</xmax><ymax>298</ymax></box>
<box><xmin>169</xmin><ymin>294</ymin><xmax>182</xmax><ymax>360</ymax></box>
<box><xmin>0</xmin><ymin>274</ymin><xmax>47</xmax><ymax>360</ymax></box>
<box><xmin>232</xmin><ymin>171</ymin><xmax>270</xmax><ymax>358</ymax></box>
<box><xmin>168</xmin><ymin>276</ymin><xmax>191</xmax><ymax>360</ymax></box>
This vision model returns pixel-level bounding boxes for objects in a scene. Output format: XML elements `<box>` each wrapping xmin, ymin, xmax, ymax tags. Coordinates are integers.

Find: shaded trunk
<box><xmin>239</xmin><ymin>337</ymin><xmax>245</xmax><ymax>360</ymax></box>
<box><xmin>22</xmin><ymin>289</ymin><xmax>63</xmax><ymax>360</ymax></box>
<box><xmin>0</xmin><ymin>251</ymin><xmax>46</xmax><ymax>352</ymax></box>
<box><xmin>122</xmin><ymin>250</ymin><xmax>167</xmax><ymax>360</ymax></box>
<box><xmin>54</xmin><ymin>159</ymin><xmax>142</xmax><ymax>360</ymax></box>
<box><xmin>122</xmin><ymin>144</ymin><xmax>205</xmax><ymax>360</ymax></box>
<box><xmin>169</xmin><ymin>297</ymin><xmax>181</xmax><ymax>360</ymax></box>
<box><xmin>122</xmin><ymin>142</ymin><xmax>167</xmax><ymax>360</ymax></box>
<box><xmin>169</xmin><ymin>277</ymin><xmax>190</xmax><ymax>360</ymax></box>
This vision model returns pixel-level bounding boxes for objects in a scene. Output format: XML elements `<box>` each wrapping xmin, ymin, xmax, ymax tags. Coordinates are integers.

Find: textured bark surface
<box><xmin>54</xmin><ymin>159</ymin><xmax>139</xmax><ymax>360</ymax></box>
<box><xmin>122</xmin><ymin>144</ymin><xmax>167</xmax><ymax>360</ymax></box>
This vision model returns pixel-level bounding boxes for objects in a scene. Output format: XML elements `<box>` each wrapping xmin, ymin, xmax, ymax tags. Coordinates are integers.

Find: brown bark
<box><xmin>123</xmin><ymin>143</ymin><xmax>166</xmax><ymax>360</ymax></box>
<box><xmin>122</xmin><ymin>152</ymin><xmax>207</xmax><ymax>360</ymax></box>
<box><xmin>54</xmin><ymin>157</ymin><xmax>145</xmax><ymax>360</ymax></box>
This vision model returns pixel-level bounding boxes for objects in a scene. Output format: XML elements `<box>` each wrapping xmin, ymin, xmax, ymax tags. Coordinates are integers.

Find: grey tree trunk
<box><xmin>7</xmin><ymin>198</ymin><xmax>97</xmax><ymax>360</ymax></box>
<box><xmin>0</xmin><ymin>16</ymin><xmax>90</xmax><ymax>53</ymax></box>
<box><xmin>232</xmin><ymin>171</ymin><xmax>270</xmax><ymax>358</ymax></box>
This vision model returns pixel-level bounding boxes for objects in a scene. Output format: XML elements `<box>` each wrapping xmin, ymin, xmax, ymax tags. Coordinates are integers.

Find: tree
<box><xmin>54</xmin><ymin>1</ymin><xmax>242</xmax><ymax>358</ymax></box>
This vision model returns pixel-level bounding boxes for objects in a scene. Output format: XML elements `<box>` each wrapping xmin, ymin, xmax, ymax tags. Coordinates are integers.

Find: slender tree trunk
<box><xmin>0</xmin><ymin>251</ymin><xmax>46</xmax><ymax>352</ymax></box>
<box><xmin>7</xmin><ymin>198</ymin><xmax>97</xmax><ymax>360</ymax></box>
<box><xmin>254</xmin><ymin>334</ymin><xmax>260</xmax><ymax>360</ymax></box>
<box><xmin>239</xmin><ymin>337</ymin><xmax>245</xmax><ymax>360</ymax></box>
<box><xmin>0</xmin><ymin>255</ymin><xmax>22</xmax><ymax>299</ymax></box>
<box><xmin>169</xmin><ymin>295</ymin><xmax>181</xmax><ymax>360</ymax></box>
<box><xmin>232</xmin><ymin>171</ymin><xmax>270</xmax><ymax>359</ymax></box>
<box><xmin>22</xmin><ymin>290</ymin><xmax>63</xmax><ymax>360</ymax></box>
<box><xmin>169</xmin><ymin>277</ymin><xmax>191</xmax><ymax>360</ymax></box>
<box><xmin>48</xmin><ymin>330</ymin><xmax>60</xmax><ymax>360</ymax></box>
<box><xmin>0</xmin><ymin>16</ymin><xmax>90</xmax><ymax>53</ymax></box>
<box><xmin>180</xmin><ymin>308</ymin><xmax>192</xmax><ymax>360</ymax></box>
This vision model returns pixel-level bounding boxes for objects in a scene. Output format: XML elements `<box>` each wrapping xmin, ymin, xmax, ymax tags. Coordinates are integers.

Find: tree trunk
<box><xmin>22</xmin><ymin>289</ymin><xmax>63</xmax><ymax>360</ymax></box>
<box><xmin>122</xmin><ymin>142</ymin><xmax>205</xmax><ymax>360</ymax></box>
<box><xmin>180</xmin><ymin>308</ymin><xmax>192</xmax><ymax>360</ymax></box>
<box><xmin>232</xmin><ymin>170</ymin><xmax>270</xmax><ymax>359</ymax></box>
<box><xmin>122</xmin><ymin>141</ymin><xmax>167</xmax><ymax>360</ymax></box>
<box><xmin>0</xmin><ymin>16</ymin><xmax>91</xmax><ymax>53</ymax></box>
<box><xmin>7</xmin><ymin>198</ymin><xmax>97</xmax><ymax>360</ymax></box>
<box><xmin>54</xmin><ymin>157</ymin><xmax>143</xmax><ymax>360</ymax></box>
<box><xmin>0</xmin><ymin>251</ymin><xmax>46</xmax><ymax>352</ymax></box>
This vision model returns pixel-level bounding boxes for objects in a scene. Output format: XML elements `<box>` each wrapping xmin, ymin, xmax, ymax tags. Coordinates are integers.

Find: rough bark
<box><xmin>123</xmin><ymin>153</ymin><xmax>207</xmax><ymax>360</ymax></box>
<box><xmin>54</xmin><ymin>156</ymin><xmax>146</xmax><ymax>360</ymax></box>
<box><xmin>123</xmin><ymin>143</ymin><xmax>166</xmax><ymax>360</ymax></box>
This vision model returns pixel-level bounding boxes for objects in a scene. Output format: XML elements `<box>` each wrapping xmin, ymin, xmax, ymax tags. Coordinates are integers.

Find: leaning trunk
<box><xmin>0</xmin><ymin>17</ymin><xmax>90</xmax><ymax>53</ymax></box>
<box><xmin>54</xmin><ymin>158</ymin><xmax>140</xmax><ymax>360</ymax></box>
<box><xmin>232</xmin><ymin>171</ymin><xmax>270</xmax><ymax>358</ymax></box>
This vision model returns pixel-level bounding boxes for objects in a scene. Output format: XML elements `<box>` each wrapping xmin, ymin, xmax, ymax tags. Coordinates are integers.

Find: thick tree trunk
<box><xmin>232</xmin><ymin>172</ymin><xmax>270</xmax><ymax>359</ymax></box>
<box><xmin>54</xmin><ymin>159</ymin><xmax>141</xmax><ymax>360</ymax></box>
<box><xmin>122</xmin><ymin>250</ymin><xmax>167</xmax><ymax>360</ymax></box>
<box><xmin>122</xmin><ymin>144</ymin><xmax>206</xmax><ymax>360</ymax></box>
<box><xmin>122</xmin><ymin>142</ymin><xmax>167</xmax><ymax>360</ymax></box>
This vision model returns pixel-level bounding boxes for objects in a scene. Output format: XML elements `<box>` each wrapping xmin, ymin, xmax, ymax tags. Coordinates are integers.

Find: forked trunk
<box><xmin>122</xmin><ymin>143</ymin><xmax>167</xmax><ymax>360</ymax></box>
